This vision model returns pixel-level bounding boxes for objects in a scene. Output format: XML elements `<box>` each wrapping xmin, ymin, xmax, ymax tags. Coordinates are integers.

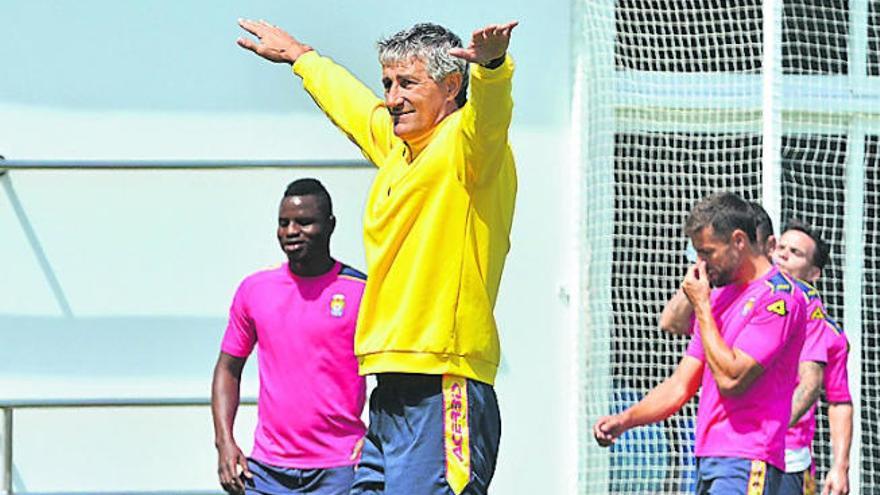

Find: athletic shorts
<box><xmin>779</xmin><ymin>469</ymin><xmax>817</xmax><ymax>495</ymax></box>
<box><xmin>695</xmin><ymin>457</ymin><xmax>783</xmax><ymax>495</ymax></box>
<box><xmin>350</xmin><ymin>373</ymin><xmax>501</xmax><ymax>495</ymax></box>
<box><xmin>244</xmin><ymin>458</ymin><xmax>354</xmax><ymax>495</ymax></box>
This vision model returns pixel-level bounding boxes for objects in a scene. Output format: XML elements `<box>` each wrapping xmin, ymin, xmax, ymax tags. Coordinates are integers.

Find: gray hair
<box><xmin>377</xmin><ymin>23</ymin><xmax>469</xmax><ymax>108</ymax></box>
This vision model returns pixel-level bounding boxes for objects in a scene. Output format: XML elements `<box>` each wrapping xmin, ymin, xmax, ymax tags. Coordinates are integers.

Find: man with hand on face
<box><xmin>659</xmin><ymin>201</ymin><xmax>777</xmax><ymax>336</ymax></box>
<box><xmin>594</xmin><ymin>192</ymin><xmax>807</xmax><ymax>494</ymax></box>
<box><xmin>211</xmin><ymin>179</ymin><xmax>366</xmax><ymax>495</ymax></box>
<box><xmin>659</xmin><ymin>206</ymin><xmax>852</xmax><ymax>494</ymax></box>
<box><xmin>774</xmin><ymin>221</ymin><xmax>852</xmax><ymax>495</ymax></box>
<box><xmin>237</xmin><ymin>18</ymin><xmax>517</xmax><ymax>495</ymax></box>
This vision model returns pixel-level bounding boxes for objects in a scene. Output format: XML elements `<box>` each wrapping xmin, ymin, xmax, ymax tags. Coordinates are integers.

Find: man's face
<box><xmin>382</xmin><ymin>58</ymin><xmax>455</xmax><ymax>142</ymax></box>
<box><xmin>277</xmin><ymin>195</ymin><xmax>333</xmax><ymax>264</ymax></box>
<box><xmin>772</xmin><ymin>229</ymin><xmax>820</xmax><ymax>282</ymax></box>
<box><xmin>691</xmin><ymin>225</ymin><xmax>744</xmax><ymax>287</ymax></box>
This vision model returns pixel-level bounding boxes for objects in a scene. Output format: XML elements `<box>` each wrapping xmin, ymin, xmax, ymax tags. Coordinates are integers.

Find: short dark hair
<box><xmin>283</xmin><ymin>178</ymin><xmax>333</xmax><ymax>217</ymax></box>
<box><xmin>783</xmin><ymin>219</ymin><xmax>831</xmax><ymax>270</ymax></box>
<box><xmin>684</xmin><ymin>192</ymin><xmax>757</xmax><ymax>244</ymax></box>
<box><xmin>747</xmin><ymin>201</ymin><xmax>775</xmax><ymax>246</ymax></box>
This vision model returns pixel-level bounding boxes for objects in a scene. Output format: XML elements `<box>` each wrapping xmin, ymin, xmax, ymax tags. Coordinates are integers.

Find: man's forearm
<box><xmin>620</xmin><ymin>357</ymin><xmax>702</xmax><ymax>429</ymax></box>
<box><xmin>659</xmin><ymin>289</ymin><xmax>694</xmax><ymax>335</ymax></box>
<box><xmin>466</xmin><ymin>55</ymin><xmax>514</xmax><ymax>141</ymax></box>
<box><xmin>622</xmin><ymin>383</ymin><xmax>689</xmax><ymax>429</ymax></box>
<box><xmin>212</xmin><ymin>357</ymin><xmax>244</xmax><ymax>446</ymax></box>
<box><xmin>828</xmin><ymin>402</ymin><xmax>854</xmax><ymax>470</ymax></box>
<box><xmin>212</xmin><ymin>385</ymin><xmax>240</xmax><ymax>445</ymax></box>
<box><xmin>694</xmin><ymin>303</ymin><xmax>745</xmax><ymax>388</ymax></box>
<box><xmin>789</xmin><ymin>361</ymin><xmax>824</xmax><ymax>426</ymax></box>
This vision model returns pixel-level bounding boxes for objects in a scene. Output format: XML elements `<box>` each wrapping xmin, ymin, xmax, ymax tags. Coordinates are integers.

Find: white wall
<box><xmin>0</xmin><ymin>1</ymin><xmax>574</xmax><ymax>493</ymax></box>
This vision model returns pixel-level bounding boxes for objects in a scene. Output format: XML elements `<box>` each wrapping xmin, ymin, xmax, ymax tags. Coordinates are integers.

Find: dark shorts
<box><xmin>695</xmin><ymin>457</ymin><xmax>783</xmax><ymax>495</ymax></box>
<box><xmin>779</xmin><ymin>469</ymin><xmax>817</xmax><ymax>495</ymax></box>
<box><xmin>350</xmin><ymin>373</ymin><xmax>501</xmax><ymax>495</ymax></box>
<box><xmin>244</xmin><ymin>458</ymin><xmax>354</xmax><ymax>495</ymax></box>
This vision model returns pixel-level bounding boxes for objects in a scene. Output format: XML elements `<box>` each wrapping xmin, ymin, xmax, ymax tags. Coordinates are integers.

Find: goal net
<box><xmin>575</xmin><ymin>1</ymin><xmax>880</xmax><ymax>493</ymax></box>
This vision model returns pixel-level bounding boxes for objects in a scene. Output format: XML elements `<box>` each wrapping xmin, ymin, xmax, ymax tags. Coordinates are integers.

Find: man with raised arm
<box><xmin>774</xmin><ymin>221</ymin><xmax>852</xmax><ymax>495</ymax></box>
<box><xmin>237</xmin><ymin>19</ymin><xmax>518</xmax><ymax>495</ymax></box>
<box><xmin>594</xmin><ymin>192</ymin><xmax>807</xmax><ymax>494</ymax></box>
<box><xmin>211</xmin><ymin>179</ymin><xmax>367</xmax><ymax>495</ymax></box>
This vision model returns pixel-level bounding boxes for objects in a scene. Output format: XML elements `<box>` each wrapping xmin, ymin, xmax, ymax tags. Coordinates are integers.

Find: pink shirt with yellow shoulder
<box><xmin>784</xmin><ymin>283</ymin><xmax>851</xmax><ymax>472</ymax></box>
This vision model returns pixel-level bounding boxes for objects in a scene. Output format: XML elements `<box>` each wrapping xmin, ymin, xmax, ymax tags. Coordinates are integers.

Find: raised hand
<box><xmin>237</xmin><ymin>18</ymin><xmax>312</xmax><ymax>64</ymax></box>
<box><xmin>448</xmin><ymin>21</ymin><xmax>518</xmax><ymax>66</ymax></box>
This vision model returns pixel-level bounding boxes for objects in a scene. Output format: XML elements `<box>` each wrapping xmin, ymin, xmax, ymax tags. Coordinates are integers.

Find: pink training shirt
<box><xmin>784</xmin><ymin>285</ymin><xmax>852</xmax><ymax>472</ymax></box>
<box><xmin>221</xmin><ymin>261</ymin><xmax>367</xmax><ymax>469</ymax></box>
<box><xmin>686</xmin><ymin>266</ymin><xmax>807</xmax><ymax>470</ymax></box>
<box><xmin>786</xmin><ymin>284</ymin><xmax>840</xmax><ymax>454</ymax></box>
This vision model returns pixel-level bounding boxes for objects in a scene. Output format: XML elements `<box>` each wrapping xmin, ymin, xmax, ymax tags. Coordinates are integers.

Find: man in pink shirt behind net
<box><xmin>593</xmin><ymin>192</ymin><xmax>807</xmax><ymax>494</ymax></box>
<box><xmin>775</xmin><ymin>221</ymin><xmax>852</xmax><ymax>495</ymax></box>
<box><xmin>211</xmin><ymin>178</ymin><xmax>367</xmax><ymax>495</ymax></box>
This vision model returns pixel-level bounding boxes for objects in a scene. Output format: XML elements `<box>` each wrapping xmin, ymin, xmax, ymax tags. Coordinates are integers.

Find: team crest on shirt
<box><xmin>330</xmin><ymin>294</ymin><xmax>346</xmax><ymax>317</ymax></box>
<box><xmin>741</xmin><ymin>297</ymin><xmax>756</xmax><ymax>316</ymax></box>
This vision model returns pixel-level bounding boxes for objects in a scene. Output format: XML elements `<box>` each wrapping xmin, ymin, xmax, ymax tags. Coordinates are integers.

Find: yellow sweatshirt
<box><xmin>293</xmin><ymin>51</ymin><xmax>516</xmax><ymax>385</ymax></box>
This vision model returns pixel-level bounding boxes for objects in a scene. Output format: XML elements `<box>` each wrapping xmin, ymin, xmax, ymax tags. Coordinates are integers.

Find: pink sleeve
<box><xmin>799</xmin><ymin>300</ymin><xmax>828</xmax><ymax>364</ymax></box>
<box><xmin>824</xmin><ymin>328</ymin><xmax>852</xmax><ymax>403</ymax></box>
<box><xmin>220</xmin><ymin>281</ymin><xmax>256</xmax><ymax>358</ymax></box>
<box><xmin>686</xmin><ymin>328</ymin><xmax>705</xmax><ymax>362</ymax></box>
<box><xmin>734</xmin><ymin>293</ymin><xmax>802</xmax><ymax>367</ymax></box>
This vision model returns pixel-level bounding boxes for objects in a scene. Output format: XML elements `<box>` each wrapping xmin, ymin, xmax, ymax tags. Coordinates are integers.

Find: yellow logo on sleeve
<box><xmin>810</xmin><ymin>306</ymin><xmax>825</xmax><ymax>320</ymax></box>
<box><xmin>766</xmin><ymin>299</ymin><xmax>787</xmax><ymax>316</ymax></box>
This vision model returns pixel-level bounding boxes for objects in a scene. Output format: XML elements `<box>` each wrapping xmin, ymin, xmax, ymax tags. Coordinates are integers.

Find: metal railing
<box><xmin>0</xmin><ymin>396</ymin><xmax>257</xmax><ymax>495</ymax></box>
<box><xmin>0</xmin><ymin>159</ymin><xmax>366</xmax><ymax>493</ymax></box>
